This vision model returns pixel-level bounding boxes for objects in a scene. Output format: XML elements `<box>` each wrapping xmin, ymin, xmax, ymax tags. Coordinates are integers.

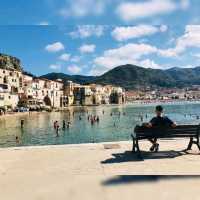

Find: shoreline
<box><xmin>1</xmin><ymin>99</ymin><xmax>200</xmax><ymax>118</ymax></box>
<box><xmin>0</xmin><ymin>111</ymin><xmax>45</xmax><ymax>119</ymax></box>
<box><xmin>0</xmin><ymin>138</ymin><xmax>187</xmax><ymax>151</ymax></box>
<box><xmin>0</xmin><ymin>140</ymin><xmax>131</xmax><ymax>150</ymax></box>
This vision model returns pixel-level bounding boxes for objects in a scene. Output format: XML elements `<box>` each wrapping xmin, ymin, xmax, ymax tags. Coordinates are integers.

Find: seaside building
<box><xmin>0</xmin><ymin>54</ymin><xmax>126</xmax><ymax>111</ymax></box>
<box><xmin>0</xmin><ymin>54</ymin><xmax>23</xmax><ymax>110</ymax></box>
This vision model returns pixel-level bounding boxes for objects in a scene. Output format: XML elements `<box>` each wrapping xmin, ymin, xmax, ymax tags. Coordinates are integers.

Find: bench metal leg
<box><xmin>186</xmin><ymin>137</ymin><xmax>200</xmax><ymax>151</ymax></box>
<box><xmin>136</xmin><ymin>139</ymin><xmax>142</xmax><ymax>159</ymax></box>
<box><xmin>187</xmin><ymin>137</ymin><xmax>194</xmax><ymax>150</ymax></box>
<box><xmin>196</xmin><ymin>143</ymin><xmax>200</xmax><ymax>151</ymax></box>
<box><xmin>132</xmin><ymin>138</ymin><xmax>136</xmax><ymax>153</ymax></box>
<box><xmin>196</xmin><ymin>137</ymin><xmax>200</xmax><ymax>151</ymax></box>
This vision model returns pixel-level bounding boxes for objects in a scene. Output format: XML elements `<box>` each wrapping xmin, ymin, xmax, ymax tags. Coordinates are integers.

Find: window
<box><xmin>3</xmin><ymin>76</ymin><xmax>7</xmax><ymax>84</ymax></box>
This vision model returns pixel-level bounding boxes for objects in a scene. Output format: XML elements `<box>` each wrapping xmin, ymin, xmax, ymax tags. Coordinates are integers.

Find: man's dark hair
<box><xmin>155</xmin><ymin>105</ymin><xmax>163</xmax><ymax>112</ymax></box>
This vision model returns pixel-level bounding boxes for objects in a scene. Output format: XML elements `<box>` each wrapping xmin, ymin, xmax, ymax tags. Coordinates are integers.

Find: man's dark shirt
<box><xmin>150</xmin><ymin>116</ymin><xmax>174</xmax><ymax>127</ymax></box>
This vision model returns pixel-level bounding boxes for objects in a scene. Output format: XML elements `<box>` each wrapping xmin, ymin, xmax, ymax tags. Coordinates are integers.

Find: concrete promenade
<box><xmin>0</xmin><ymin>139</ymin><xmax>200</xmax><ymax>200</ymax></box>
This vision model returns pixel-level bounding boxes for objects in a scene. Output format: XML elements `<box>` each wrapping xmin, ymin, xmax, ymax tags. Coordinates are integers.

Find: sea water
<box><xmin>0</xmin><ymin>102</ymin><xmax>200</xmax><ymax>148</ymax></box>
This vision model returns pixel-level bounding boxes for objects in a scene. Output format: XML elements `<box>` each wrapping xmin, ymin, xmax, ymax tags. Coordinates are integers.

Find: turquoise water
<box><xmin>1</xmin><ymin>102</ymin><xmax>200</xmax><ymax>148</ymax></box>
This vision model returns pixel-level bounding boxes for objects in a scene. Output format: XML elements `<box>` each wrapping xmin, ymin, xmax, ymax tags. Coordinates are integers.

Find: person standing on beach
<box><xmin>55</xmin><ymin>122</ymin><xmax>59</xmax><ymax>136</ymax></box>
<box><xmin>144</xmin><ymin>105</ymin><xmax>176</xmax><ymax>152</ymax></box>
<box><xmin>96</xmin><ymin>116</ymin><xmax>100</xmax><ymax>123</ymax></box>
<box><xmin>16</xmin><ymin>136</ymin><xmax>20</xmax><ymax>144</ymax></box>
<box><xmin>53</xmin><ymin>121</ymin><xmax>57</xmax><ymax>129</ymax></box>
<box><xmin>67</xmin><ymin>122</ymin><xmax>70</xmax><ymax>129</ymax></box>
<box><xmin>21</xmin><ymin>119</ymin><xmax>24</xmax><ymax>128</ymax></box>
<box><xmin>62</xmin><ymin>120</ymin><xmax>66</xmax><ymax>130</ymax></box>
<box><xmin>53</xmin><ymin>121</ymin><xmax>59</xmax><ymax>136</ymax></box>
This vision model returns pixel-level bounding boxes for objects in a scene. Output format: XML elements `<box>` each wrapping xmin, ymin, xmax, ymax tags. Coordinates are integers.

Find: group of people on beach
<box><xmin>110</xmin><ymin>111</ymin><xmax>126</xmax><ymax>117</ymax></box>
<box><xmin>53</xmin><ymin>120</ymin><xmax>71</xmax><ymax>136</ymax></box>
<box><xmin>87</xmin><ymin>115</ymin><xmax>100</xmax><ymax>125</ymax></box>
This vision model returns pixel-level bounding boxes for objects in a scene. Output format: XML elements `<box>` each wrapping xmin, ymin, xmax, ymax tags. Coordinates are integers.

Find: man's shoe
<box><xmin>150</xmin><ymin>144</ymin><xmax>155</xmax><ymax>152</ymax></box>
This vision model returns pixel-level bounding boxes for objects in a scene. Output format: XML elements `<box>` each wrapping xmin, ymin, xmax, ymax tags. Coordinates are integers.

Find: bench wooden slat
<box><xmin>131</xmin><ymin>124</ymin><xmax>200</xmax><ymax>156</ymax></box>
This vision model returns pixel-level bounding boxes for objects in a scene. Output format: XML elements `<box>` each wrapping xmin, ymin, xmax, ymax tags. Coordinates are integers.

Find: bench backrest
<box><xmin>134</xmin><ymin>125</ymin><xmax>200</xmax><ymax>139</ymax></box>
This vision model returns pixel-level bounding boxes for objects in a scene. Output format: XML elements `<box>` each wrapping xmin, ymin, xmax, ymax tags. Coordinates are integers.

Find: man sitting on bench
<box><xmin>145</xmin><ymin>105</ymin><xmax>176</xmax><ymax>152</ymax></box>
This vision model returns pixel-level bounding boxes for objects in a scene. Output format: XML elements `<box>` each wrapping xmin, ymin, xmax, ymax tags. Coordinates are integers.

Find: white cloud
<box><xmin>90</xmin><ymin>57</ymin><xmax>160</xmax><ymax>76</ymax></box>
<box><xmin>38</xmin><ymin>21</ymin><xmax>49</xmax><ymax>26</ymax></box>
<box><xmin>116</xmin><ymin>0</ymin><xmax>176</xmax><ymax>22</ymax></box>
<box><xmin>49</xmin><ymin>64</ymin><xmax>61</xmax><ymax>70</ymax></box>
<box><xmin>159</xmin><ymin>25</ymin><xmax>200</xmax><ymax>57</ymax></box>
<box><xmin>90</xmin><ymin>25</ymin><xmax>200</xmax><ymax>75</ymax></box>
<box><xmin>70</xmin><ymin>56</ymin><xmax>81</xmax><ymax>63</ymax></box>
<box><xmin>180</xmin><ymin>0</ymin><xmax>190</xmax><ymax>10</ymax></box>
<box><xmin>160</xmin><ymin>25</ymin><xmax>168</xmax><ymax>32</ymax></box>
<box><xmin>69</xmin><ymin>25</ymin><xmax>105</xmax><ymax>38</ymax></box>
<box><xmin>101</xmin><ymin>43</ymin><xmax>158</xmax><ymax>61</ymax></box>
<box><xmin>67</xmin><ymin>65</ymin><xmax>82</xmax><ymax>74</ymax></box>
<box><xmin>45</xmin><ymin>42</ymin><xmax>64</xmax><ymax>52</ymax></box>
<box><xmin>177</xmin><ymin>25</ymin><xmax>200</xmax><ymax>48</ymax></box>
<box><xmin>90</xmin><ymin>43</ymin><xmax>160</xmax><ymax>75</ymax></box>
<box><xmin>59</xmin><ymin>53</ymin><xmax>71</xmax><ymax>61</ymax></box>
<box><xmin>139</xmin><ymin>59</ymin><xmax>160</xmax><ymax>69</ymax></box>
<box><xmin>159</xmin><ymin>48</ymin><xmax>179</xmax><ymax>58</ymax></box>
<box><xmin>79</xmin><ymin>44</ymin><xmax>96</xmax><ymax>53</ymax></box>
<box><xmin>59</xmin><ymin>0</ymin><xmax>106</xmax><ymax>18</ymax></box>
<box><xmin>193</xmin><ymin>53</ymin><xmax>200</xmax><ymax>59</ymax></box>
<box><xmin>111</xmin><ymin>25</ymin><xmax>167</xmax><ymax>41</ymax></box>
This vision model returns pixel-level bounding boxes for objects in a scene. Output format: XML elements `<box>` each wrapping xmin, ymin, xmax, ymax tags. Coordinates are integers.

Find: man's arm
<box><xmin>171</xmin><ymin>122</ymin><xmax>176</xmax><ymax>128</ymax></box>
<box><xmin>145</xmin><ymin>123</ymin><xmax>153</xmax><ymax>128</ymax></box>
<box><xmin>165</xmin><ymin>116</ymin><xmax>176</xmax><ymax>128</ymax></box>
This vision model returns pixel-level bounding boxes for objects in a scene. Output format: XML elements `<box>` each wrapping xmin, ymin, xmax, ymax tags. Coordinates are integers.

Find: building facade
<box><xmin>0</xmin><ymin>54</ymin><xmax>126</xmax><ymax>111</ymax></box>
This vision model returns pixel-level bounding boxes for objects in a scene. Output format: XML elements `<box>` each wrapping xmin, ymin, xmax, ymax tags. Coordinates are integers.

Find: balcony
<box><xmin>0</xmin><ymin>84</ymin><xmax>9</xmax><ymax>93</ymax></box>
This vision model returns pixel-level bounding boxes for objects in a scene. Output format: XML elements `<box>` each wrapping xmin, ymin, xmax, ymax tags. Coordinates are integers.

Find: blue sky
<box><xmin>0</xmin><ymin>0</ymin><xmax>200</xmax><ymax>76</ymax></box>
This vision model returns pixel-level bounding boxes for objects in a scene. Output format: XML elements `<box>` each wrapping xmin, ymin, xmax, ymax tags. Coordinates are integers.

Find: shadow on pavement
<box><xmin>102</xmin><ymin>175</ymin><xmax>200</xmax><ymax>186</ymax></box>
<box><xmin>101</xmin><ymin>150</ymin><xmax>184</xmax><ymax>163</ymax></box>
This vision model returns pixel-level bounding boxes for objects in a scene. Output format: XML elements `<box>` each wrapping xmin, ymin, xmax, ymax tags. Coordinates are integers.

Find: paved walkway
<box><xmin>0</xmin><ymin>139</ymin><xmax>200</xmax><ymax>200</ymax></box>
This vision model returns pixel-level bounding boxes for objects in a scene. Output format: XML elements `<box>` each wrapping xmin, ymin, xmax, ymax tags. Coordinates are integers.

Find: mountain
<box><xmin>40</xmin><ymin>65</ymin><xmax>200</xmax><ymax>90</ymax></box>
<box><xmin>166</xmin><ymin>67</ymin><xmax>200</xmax><ymax>86</ymax></box>
<box><xmin>40</xmin><ymin>72</ymin><xmax>96</xmax><ymax>85</ymax></box>
<box><xmin>0</xmin><ymin>53</ymin><xmax>22</xmax><ymax>71</ymax></box>
<box><xmin>94</xmin><ymin>65</ymin><xmax>176</xmax><ymax>90</ymax></box>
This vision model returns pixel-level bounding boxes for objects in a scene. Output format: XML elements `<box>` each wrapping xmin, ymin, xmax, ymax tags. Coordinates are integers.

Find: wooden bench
<box><xmin>131</xmin><ymin>125</ymin><xmax>200</xmax><ymax>157</ymax></box>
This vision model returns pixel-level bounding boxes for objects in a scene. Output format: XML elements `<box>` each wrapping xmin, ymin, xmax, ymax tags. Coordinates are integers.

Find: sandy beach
<box><xmin>0</xmin><ymin>139</ymin><xmax>200</xmax><ymax>200</ymax></box>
